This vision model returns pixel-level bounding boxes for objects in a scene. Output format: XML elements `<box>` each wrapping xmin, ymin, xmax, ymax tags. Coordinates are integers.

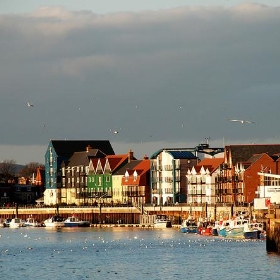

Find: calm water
<box><xmin>0</xmin><ymin>227</ymin><xmax>279</xmax><ymax>280</ymax></box>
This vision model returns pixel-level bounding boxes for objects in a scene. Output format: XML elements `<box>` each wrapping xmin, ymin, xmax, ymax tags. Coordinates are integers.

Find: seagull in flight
<box><xmin>110</xmin><ymin>129</ymin><xmax>119</xmax><ymax>134</ymax></box>
<box><xmin>27</xmin><ymin>102</ymin><xmax>34</xmax><ymax>107</ymax></box>
<box><xmin>228</xmin><ymin>119</ymin><xmax>256</xmax><ymax>124</ymax></box>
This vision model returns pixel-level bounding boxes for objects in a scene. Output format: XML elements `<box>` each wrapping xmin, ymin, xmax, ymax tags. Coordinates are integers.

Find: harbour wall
<box><xmin>0</xmin><ymin>204</ymin><xmax>253</xmax><ymax>225</ymax></box>
<box><xmin>266</xmin><ymin>204</ymin><xmax>280</xmax><ymax>254</ymax></box>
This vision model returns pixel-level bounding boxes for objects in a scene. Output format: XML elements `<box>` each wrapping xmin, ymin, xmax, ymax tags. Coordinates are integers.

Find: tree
<box><xmin>19</xmin><ymin>162</ymin><xmax>44</xmax><ymax>180</ymax></box>
<box><xmin>0</xmin><ymin>159</ymin><xmax>18</xmax><ymax>184</ymax></box>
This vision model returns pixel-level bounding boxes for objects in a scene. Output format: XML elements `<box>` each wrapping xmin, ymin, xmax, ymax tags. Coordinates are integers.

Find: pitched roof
<box><xmin>106</xmin><ymin>154</ymin><xmax>129</xmax><ymax>172</ymax></box>
<box><xmin>113</xmin><ymin>160</ymin><xmax>142</xmax><ymax>175</ymax></box>
<box><xmin>225</xmin><ymin>144</ymin><xmax>280</xmax><ymax>166</ymax></box>
<box><xmin>68</xmin><ymin>149</ymin><xmax>106</xmax><ymax>167</ymax></box>
<box><xmin>122</xmin><ymin>159</ymin><xmax>150</xmax><ymax>185</ymax></box>
<box><xmin>196</xmin><ymin>158</ymin><xmax>224</xmax><ymax>173</ymax></box>
<box><xmin>50</xmin><ymin>140</ymin><xmax>114</xmax><ymax>157</ymax></box>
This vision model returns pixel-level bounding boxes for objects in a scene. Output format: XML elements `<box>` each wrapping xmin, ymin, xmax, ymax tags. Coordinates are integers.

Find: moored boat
<box><xmin>180</xmin><ymin>217</ymin><xmax>197</xmax><ymax>233</ymax></box>
<box><xmin>153</xmin><ymin>215</ymin><xmax>172</xmax><ymax>228</ymax></box>
<box><xmin>243</xmin><ymin>222</ymin><xmax>265</xmax><ymax>239</ymax></box>
<box><xmin>25</xmin><ymin>215</ymin><xmax>42</xmax><ymax>227</ymax></box>
<box><xmin>9</xmin><ymin>217</ymin><xmax>26</xmax><ymax>228</ymax></box>
<box><xmin>44</xmin><ymin>215</ymin><xmax>65</xmax><ymax>228</ymax></box>
<box><xmin>64</xmin><ymin>215</ymin><xmax>90</xmax><ymax>227</ymax></box>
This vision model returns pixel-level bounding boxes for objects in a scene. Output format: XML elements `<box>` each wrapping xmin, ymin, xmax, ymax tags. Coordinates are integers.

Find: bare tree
<box><xmin>19</xmin><ymin>162</ymin><xmax>44</xmax><ymax>180</ymax></box>
<box><xmin>0</xmin><ymin>159</ymin><xmax>18</xmax><ymax>183</ymax></box>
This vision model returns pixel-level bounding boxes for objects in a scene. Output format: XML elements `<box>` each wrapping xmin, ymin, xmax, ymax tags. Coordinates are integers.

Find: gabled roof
<box><xmin>49</xmin><ymin>140</ymin><xmax>114</xmax><ymax>157</ymax></box>
<box><xmin>106</xmin><ymin>154</ymin><xmax>130</xmax><ymax>172</ymax></box>
<box><xmin>225</xmin><ymin>144</ymin><xmax>280</xmax><ymax>166</ymax></box>
<box><xmin>246</xmin><ymin>154</ymin><xmax>265</xmax><ymax>164</ymax></box>
<box><xmin>122</xmin><ymin>159</ymin><xmax>150</xmax><ymax>185</ymax></box>
<box><xmin>113</xmin><ymin>160</ymin><xmax>142</xmax><ymax>175</ymax></box>
<box><xmin>68</xmin><ymin>149</ymin><xmax>105</xmax><ymax>167</ymax></box>
<box><xmin>195</xmin><ymin>158</ymin><xmax>224</xmax><ymax>174</ymax></box>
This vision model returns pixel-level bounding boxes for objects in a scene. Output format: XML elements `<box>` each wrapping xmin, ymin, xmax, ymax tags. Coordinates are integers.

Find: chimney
<box><xmin>86</xmin><ymin>145</ymin><xmax>91</xmax><ymax>152</ymax></box>
<box><xmin>128</xmin><ymin>149</ymin><xmax>134</xmax><ymax>162</ymax></box>
<box><xmin>143</xmin><ymin>154</ymin><xmax>149</xmax><ymax>160</ymax></box>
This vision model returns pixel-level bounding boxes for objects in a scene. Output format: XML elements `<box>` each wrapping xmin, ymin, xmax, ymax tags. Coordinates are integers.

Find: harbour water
<box><xmin>0</xmin><ymin>227</ymin><xmax>279</xmax><ymax>280</ymax></box>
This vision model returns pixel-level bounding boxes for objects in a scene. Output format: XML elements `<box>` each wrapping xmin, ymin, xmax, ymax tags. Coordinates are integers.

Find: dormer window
<box><xmin>133</xmin><ymin>170</ymin><xmax>138</xmax><ymax>181</ymax></box>
<box><xmin>125</xmin><ymin>170</ymin><xmax>129</xmax><ymax>182</ymax></box>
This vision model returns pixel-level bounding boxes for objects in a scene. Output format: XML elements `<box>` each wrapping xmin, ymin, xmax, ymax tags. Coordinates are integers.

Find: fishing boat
<box><xmin>153</xmin><ymin>215</ymin><xmax>172</xmax><ymax>228</ymax></box>
<box><xmin>219</xmin><ymin>217</ymin><xmax>249</xmax><ymax>238</ymax></box>
<box><xmin>64</xmin><ymin>215</ymin><xmax>90</xmax><ymax>227</ymax></box>
<box><xmin>197</xmin><ymin>221</ymin><xmax>213</xmax><ymax>235</ymax></box>
<box><xmin>25</xmin><ymin>215</ymin><xmax>42</xmax><ymax>227</ymax></box>
<box><xmin>180</xmin><ymin>217</ymin><xmax>197</xmax><ymax>233</ymax></box>
<box><xmin>243</xmin><ymin>222</ymin><xmax>265</xmax><ymax>239</ymax></box>
<box><xmin>9</xmin><ymin>217</ymin><xmax>26</xmax><ymax>228</ymax></box>
<box><xmin>44</xmin><ymin>215</ymin><xmax>65</xmax><ymax>228</ymax></box>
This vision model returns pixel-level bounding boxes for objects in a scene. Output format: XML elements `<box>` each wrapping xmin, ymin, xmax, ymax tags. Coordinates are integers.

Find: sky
<box><xmin>1</xmin><ymin>1</ymin><xmax>280</xmax><ymax>164</ymax></box>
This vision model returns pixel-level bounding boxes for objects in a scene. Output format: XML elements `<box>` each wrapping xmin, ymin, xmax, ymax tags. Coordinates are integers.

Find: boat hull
<box><xmin>64</xmin><ymin>221</ymin><xmax>90</xmax><ymax>227</ymax></box>
<box><xmin>244</xmin><ymin>230</ymin><xmax>261</xmax><ymax>239</ymax></box>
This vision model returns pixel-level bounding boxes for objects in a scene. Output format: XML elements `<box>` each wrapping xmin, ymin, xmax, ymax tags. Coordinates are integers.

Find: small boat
<box><xmin>153</xmin><ymin>215</ymin><xmax>172</xmax><ymax>228</ymax></box>
<box><xmin>197</xmin><ymin>221</ymin><xmax>213</xmax><ymax>236</ymax></box>
<box><xmin>64</xmin><ymin>215</ymin><xmax>90</xmax><ymax>227</ymax></box>
<box><xmin>243</xmin><ymin>222</ymin><xmax>265</xmax><ymax>239</ymax></box>
<box><xmin>180</xmin><ymin>217</ymin><xmax>197</xmax><ymax>233</ymax></box>
<box><xmin>219</xmin><ymin>217</ymin><xmax>249</xmax><ymax>238</ymax></box>
<box><xmin>25</xmin><ymin>215</ymin><xmax>42</xmax><ymax>227</ymax></box>
<box><xmin>9</xmin><ymin>217</ymin><xmax>26</xmax><ymax>228</ymax></box>
<box><xmin>44</xmin><ymin>215</ymin><xmax>65</xmax><ymax>228</ymax></box>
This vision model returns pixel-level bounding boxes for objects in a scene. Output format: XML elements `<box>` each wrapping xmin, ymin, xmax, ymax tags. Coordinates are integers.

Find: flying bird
<box><xmin>27</xmin><ymin>102</ymin><xmax>34</xmax><ymax>107</ymax></box>
<box><xmin>110</xmin><ymin>129</ymin><xmax>119</xmax><ymax>134</ymax></box>
<box><xmin>228</xmin><ymin>119</ymin><xmax>256</xmax><ymax>124</ymax></box>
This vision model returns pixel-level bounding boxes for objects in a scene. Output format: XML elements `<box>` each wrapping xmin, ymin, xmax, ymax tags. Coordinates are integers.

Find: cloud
<box><xmin>0</xmin><ymin>3</ymin><xmax>280</xmax><ymax>163</ymax></box>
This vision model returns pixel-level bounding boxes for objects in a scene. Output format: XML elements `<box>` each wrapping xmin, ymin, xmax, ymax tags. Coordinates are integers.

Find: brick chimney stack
<box><xmin>128</xmin><ymin>149</ymin><xmax>134</xmax><ymax>162</ymax></box>
<box><xmin>143</xmin><ymin>155</ymin><xmax>149</xmax><ymax>160</ymax></box>
<box><xmin>86</xmin><ymin>145</ymin><xmax>91</xmax><ymax>152</ymax></box>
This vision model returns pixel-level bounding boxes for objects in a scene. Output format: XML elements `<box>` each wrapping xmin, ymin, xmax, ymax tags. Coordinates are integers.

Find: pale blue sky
<box><xmin>0</xmin><ymin>1</ymin><xmax>280</xmax><ymax>164</ymax></box>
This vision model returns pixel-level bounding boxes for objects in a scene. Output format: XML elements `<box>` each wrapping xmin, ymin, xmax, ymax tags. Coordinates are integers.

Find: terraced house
<box><xmin>87</xmin><ymin>151</ymin><xmax>135</xmax><ymax>205</ymax></box>
<box><xmin>44</xmin><ymin>140</ymin><xmax>114</xmax><ymax>205</ymax></box>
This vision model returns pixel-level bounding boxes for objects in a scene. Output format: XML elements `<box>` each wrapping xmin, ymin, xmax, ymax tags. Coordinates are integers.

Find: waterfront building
<box><xmin>87</xmin><ymin>151</ymin><xmax>135</xmax><ymax>205</ymax></box>
<box><xmin>44</xmin><ymin>140</ymin><xmax>114</xmax><ymax>205</ymax></box>
<box><xmin>257</xmin><ymin>171</ymin><xmax>280</xmax><ymax>205</ymax></box>
<box><xmin>113</xmin><ymin>159</ymin><xmax>142</xmax><ymax>205</ymax></box>
<box><xmin>121</xmin><ymin>156</ymin><xmax>150</xmax><ymax>206</ymax></box>
<box><xmin>216</xmin><ymin>144</ymin><xmax>280</xmax><ymax>204</ymax></box>
<box><xmin>150</xmin><ymin>149</ymin><xmax>199</xmax><ymax>206</ymax></box>
<box><xmin>186</xmin><ymin>157</ymin><xmax>224</xmax><ymax>204</ymax></box>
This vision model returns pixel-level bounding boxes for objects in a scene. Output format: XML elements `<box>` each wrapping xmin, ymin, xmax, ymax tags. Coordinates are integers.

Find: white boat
<box><xmin>153</xmin><ymin>215</ymin><xmax>172</xmax><ymax>228</ymax></box>
<box><xmin>218</xmin><ymin>217</ymin><xmax>249</xmax><ymax>238</ymax></box>
<box><xmin>243</xmin><ymin>222</ymin><xmax>265</xmax><ymax>239</ymax></box>
<box><xmin>9</xmin><ymin>217</ymin><xmax>26</xmax><ymax>228</ymax></box>
<box><xmin>64</xmin><ymin>215</ymin><xmax>90</xmax><ymax>227</ymax></box>
<box><xmin>25</xmin><ymin>216</ymin><xmax>42</xmax><ymax>227</ymax></box>
<box><xmin>44</xmin><ymin>215</ymin><xmax>65</xmax><ymax>228</ymax></box>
